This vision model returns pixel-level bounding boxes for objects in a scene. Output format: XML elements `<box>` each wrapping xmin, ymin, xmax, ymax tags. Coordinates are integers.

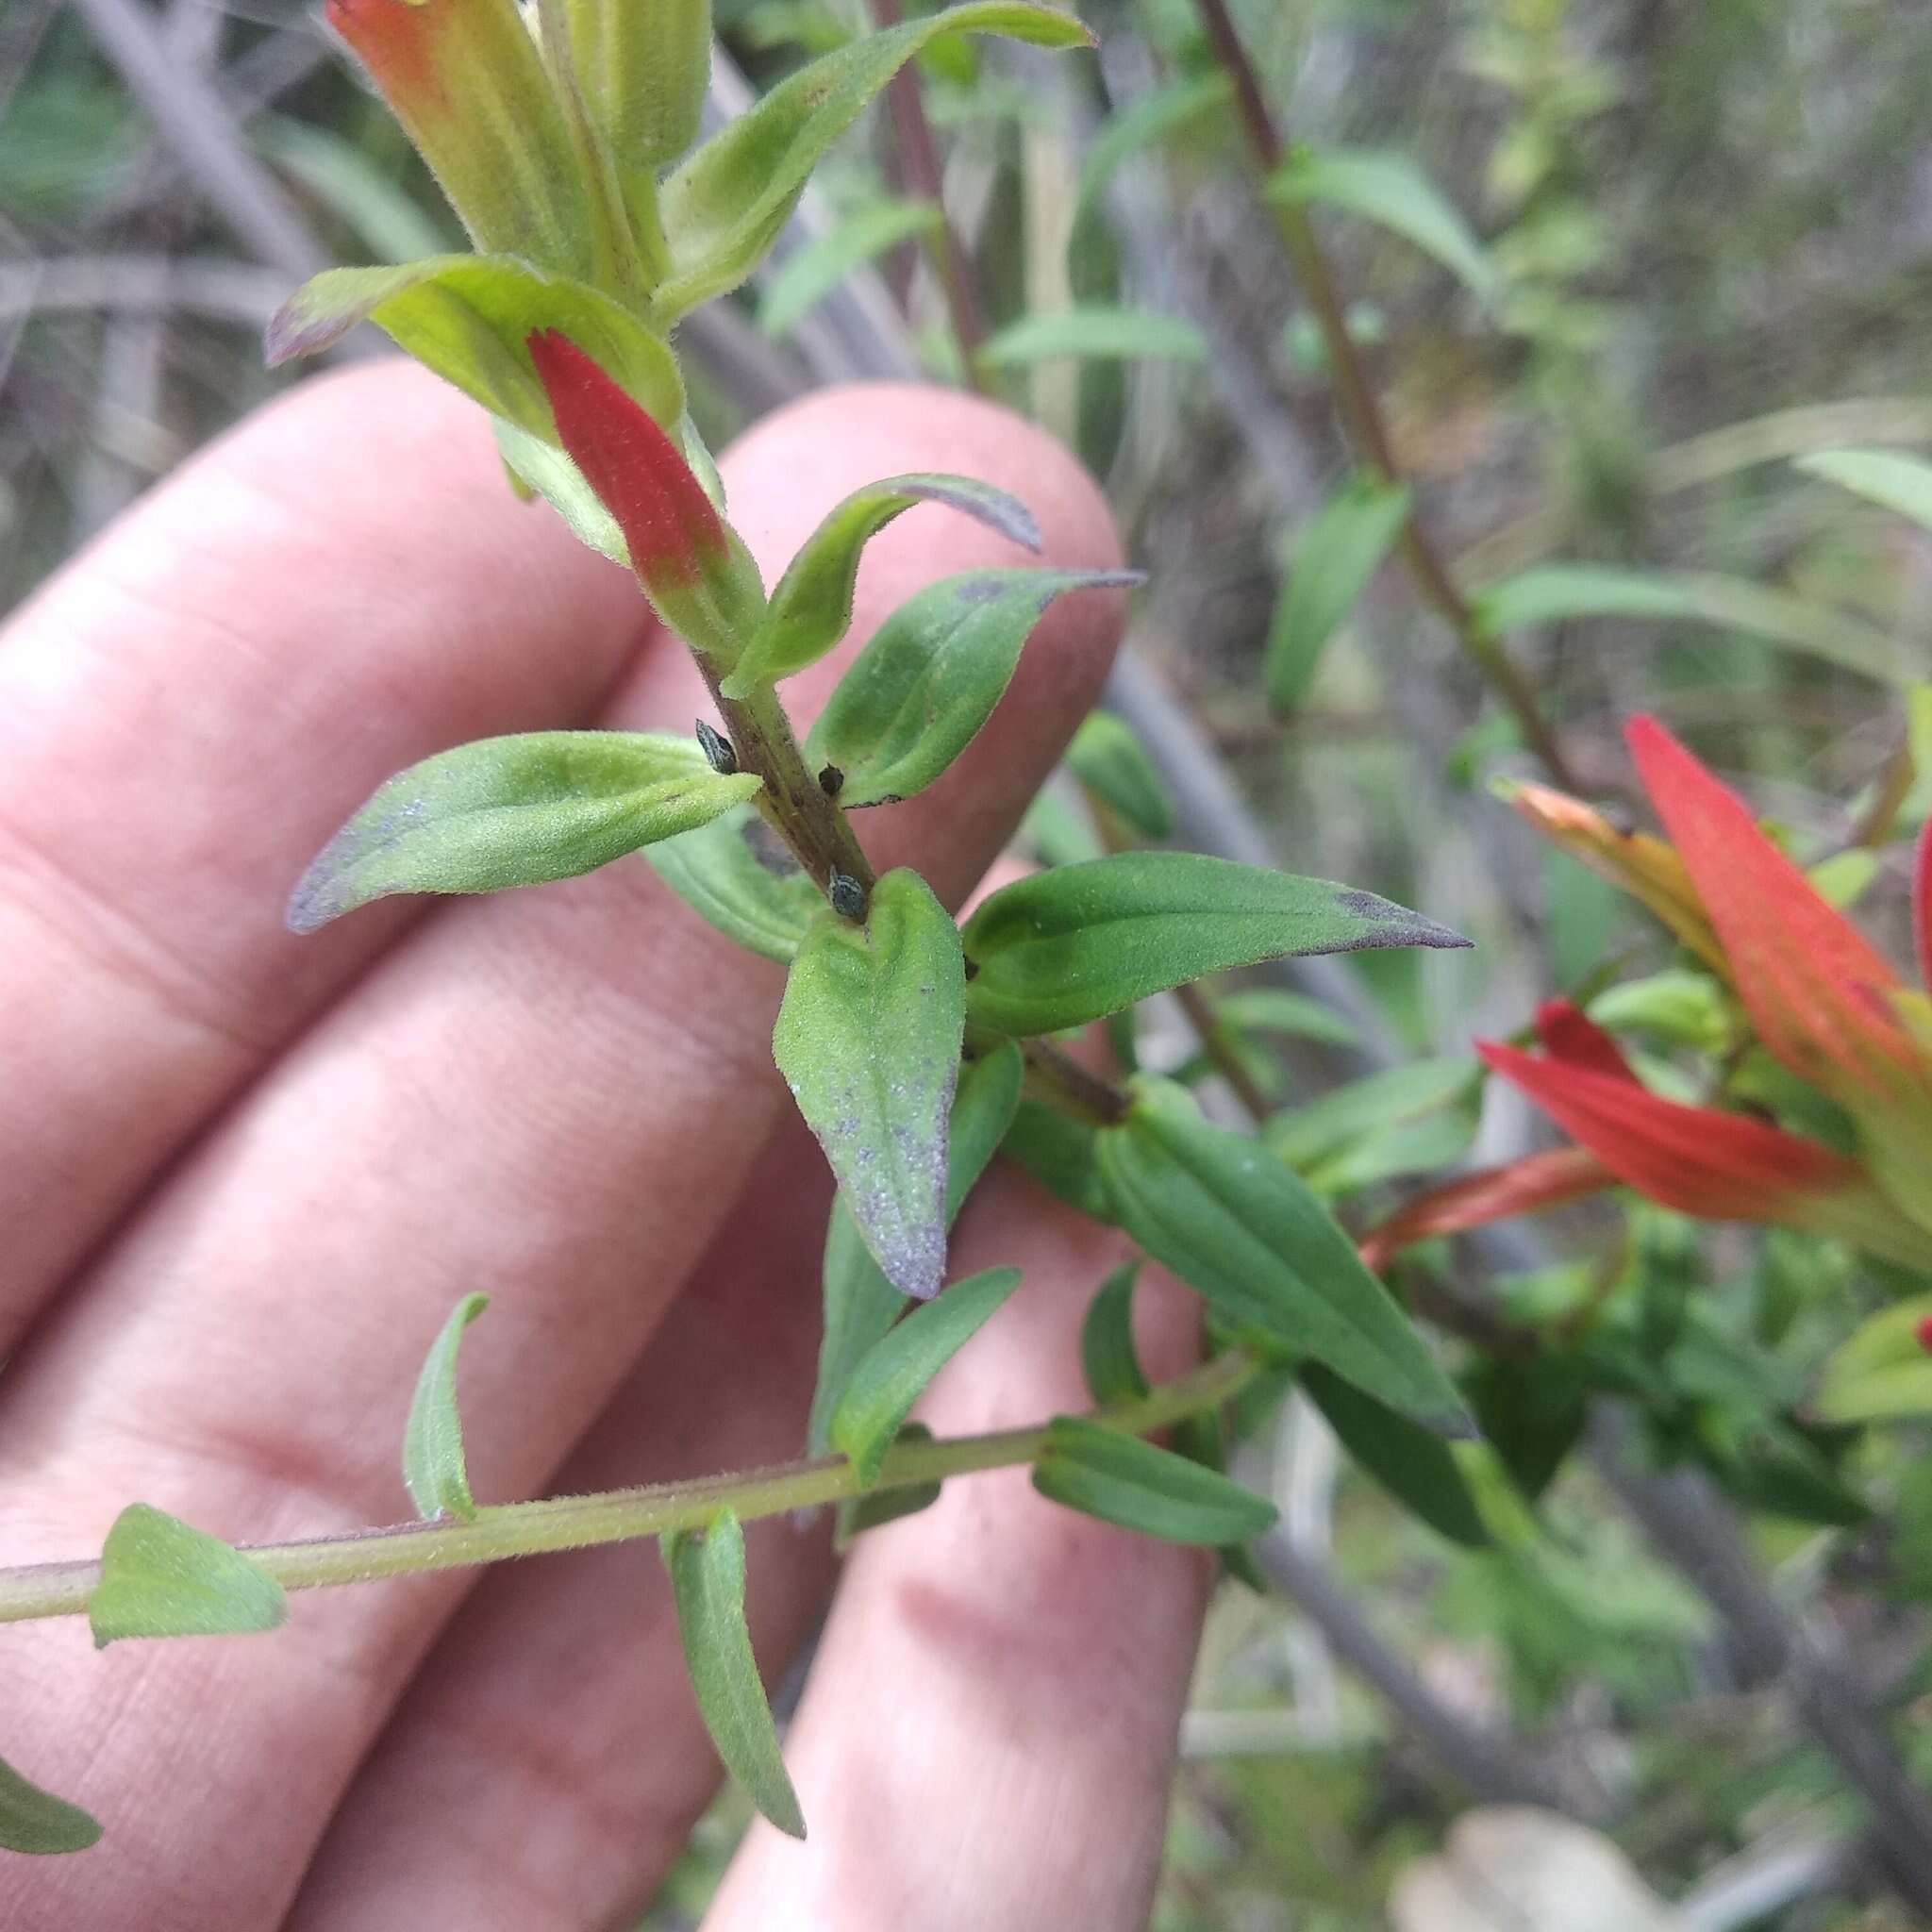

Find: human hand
<box><xmin>0</xmin><ymin>360</ymin><xmax>1209</xmax><ymax>1929</ymax></box>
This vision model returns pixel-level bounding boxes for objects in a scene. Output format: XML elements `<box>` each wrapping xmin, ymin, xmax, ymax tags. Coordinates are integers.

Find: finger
<box><xmin>0</xmin><ymin>358</ymin><xmax>653</xmax><ymax>1324</ymax></box>
<box><xmin>0</xmin><ymin>387</ymin><xmax>1124</xmax><ymax>1932</ymax></box>
<box><xmin>282</xmin><ymin>1124</ymin><xmax>839</xmax><ymax>1931</ymax></box>
<box><xmin>704</xmin><ymin>1172</ymin><xmax>1212</xmax><ymax>1932</ymax></box>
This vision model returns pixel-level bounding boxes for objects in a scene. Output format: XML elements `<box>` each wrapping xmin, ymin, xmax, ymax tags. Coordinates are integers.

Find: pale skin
<box><xmin>0</xmin><ymin>360</ymin><xmax>1212</xmax><ymax>1929</ymax></box>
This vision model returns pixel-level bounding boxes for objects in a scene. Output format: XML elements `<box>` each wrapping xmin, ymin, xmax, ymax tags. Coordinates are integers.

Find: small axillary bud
<box><xmin>695</xmin><ymin>719</ymin><xmax>738</xmax><ymax>775</ymax></box>
<box><xmin>828</xmin><ymin>871</ymin><xmax>868</xmax><ymax>922</ymax></box>
<box><xmin>818</xmin><ymin>763</ymin><xmax>845</xmax><ymax>798</ymax></box>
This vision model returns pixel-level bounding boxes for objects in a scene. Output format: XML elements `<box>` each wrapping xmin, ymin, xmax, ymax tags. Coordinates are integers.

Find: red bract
<box><xmin>529</xmin><ymin>330</ymin><xmax>725</xmax><ymax>591</ymax></box>
<box><xmin>1358</xmin><ymin>1146</ymin><xmax>1609</xmax><ymax>1272</ymax></box>
<box><xmin>1626</xmin><ymin>716</ymin><xmax>1922</xmax><ymax>1104</ymax></box>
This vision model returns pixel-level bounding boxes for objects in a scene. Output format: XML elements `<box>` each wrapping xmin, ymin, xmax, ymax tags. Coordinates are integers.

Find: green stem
<box><xmin>1191</xmin><ymin>0</ymin><xmax>1586</xmax><ymax>796</ymax></box>
<box><xmin>1015</xmin><ymin>1033</ymin><xmax>1133</xmax><ymax>1125</ymax></box>
<box><xmin>0</xmin><ymin>1355</ymin><xmax>1257</xmax><ymax>1626</ymax></box>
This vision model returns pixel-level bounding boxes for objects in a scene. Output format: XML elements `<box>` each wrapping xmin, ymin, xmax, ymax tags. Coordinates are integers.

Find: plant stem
<box><xmin>866</xmin><ymin>0</ymin><xmax>991</xmax><ymax>390</ymax></box>
<box><xmin>1016</xmin><ymin>1034</ymin><xmax>1133</xmax><ymax>1125</ymax></box>
<box><xmin>1190</xmin><ymin>0</ymin><xmax>1586</xmax><ymax>795</ymax></box>
<box><xmin>0</xmin><ymin>1355</ymin><xmax>1255</xmax><ymax>1627</ymax></box>
<box><xmin>700</xmin><ymin>665</ymin><xmax>875</xmax><ymax>914</ymax></box>
<box><xmin>1173</xmin><ymin>980</ymin><xmax>1276</xmax><ymax>1122</ymax></box>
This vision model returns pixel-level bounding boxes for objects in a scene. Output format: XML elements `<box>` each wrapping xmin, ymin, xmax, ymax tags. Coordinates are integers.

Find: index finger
<box><xmin>0</xmin><ymin>360</ymin><xmax>654</xmax><ymax>1317</ymax></box>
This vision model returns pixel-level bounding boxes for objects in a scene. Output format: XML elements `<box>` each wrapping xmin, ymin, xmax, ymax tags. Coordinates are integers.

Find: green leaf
<box><xmin>562</xmin><ymin>0</ymin><xmax>711</xmax><ymax>177</ymax></box>
<box><xmin>1097</xmin><ymin>1078</ymin><xmax>1472</xmax><ymax>1433</ymax></box>
<box><xmin>1270</xmin><ymin>146</ymin><xmax>1494</xmax><ymax>299</ymax></box>
<box><xmin>1080</xmin><ymin>1261</ymin><xmax>1150</xmax><ymax>1405</ymax></box>
<box><xmin>1216</xmin><ymin>988</ymin><xmax>1361</xmax><ymax>1051</ymax></box>
<box><xmin>1301</xmin><ymin>1365</ymin><xmax>1489</xmax><ymax>1547</ymax></box>
<box><xmin>975</xmin><ymin>306</ymin><xmax>1208</xmax><ymax>370</ymax></box>
<box><xmin>1000</xmin><ymin>1098</ymin><xmax>1115</xmax><ymax>1221</ymax></box>
<box><xmin>834</xmin><ymin>1424</ymin><xmax>942</xmax><ymax>1545</ymax></box>
<box><xmin>807</xmin><ymin>568</ymin><xmax>1139</xmax><ymax>808</ymax></box>
<box><xmin>774</xmin><ymin>870</ymin><xmax>966</xmax><ymax>1300</ymax></box>
<box><xmin>644</xmin><ymin>802</ymin><xmax>823</xmax><ymax>963</ymax></box>
<box><xmin>653</xmin><ymin>1</ymin><xmax>1092</xmax><ymax>320</ymax></box>
<box><xmin>403</xmin><ymin>1293</ymin><xmax>488</xmax><ymax>1522</ymax></box>
<box><xmin>1798</xmin><ymin>446</ymin><xmax>1932</xmax><ymax>531</ymax></box>
<box><xmin>1073</xmin><ymin>71</ymin><xmax>1231</xmax><ymax>226</ymax></box>
<box><xmin>1814</xmin><ymin>1295</ymin><xmax>1932</xmax><ymax>1423</ymax></box>
<box><xmin>265</xmin><ymin>257</ymin><xmax>684</xmax><ymax>441</ymax></box>
<box><xmin>1067</xmin><ymin>711</ymin><xmax>1174</xmax><ymax>841</ymax></box>
<box><xmin>90</xmin><ymin>1506</ymin><xmax>287</xmax><ymax>1649</ymax></box>
<box><xmin>960</xmin><ymin>852</ymin><xmax>1468</xmax><ymax>1037</ymax></box>
<box><xmin>758</xmin><ymin>196</ymin><xmax>943</xmax><ymax>339</ymax></box>
<box><xmin>661</xmin><ymin>1511</ymin><xmax>806</xmax><ymax>1839</ymax></box>
<box><xmin>832</xmin><ymin>1267</ymin><xmax>1022</xmax><ymax>1484</ymax></box>
<box><xmin>258</xmin><ymin>118</ymin><xmax>450</xmax><ymax>264</ymax></box>
<box><xmin>808</xmin><ymin>1041</ymin><xmax>1023</xmax><ymax>1455</ymax></box>
<box><xmin>1264</xmin><ymin>1059</ymin><xmax>1480</xmax><ymax>1196</ymax></box>
<box><xmin>1472</xmin><ymin>566</ymin><xmax>1908</xmax><ymax>682</ymax></box>
<box><xmin>1265</xmin><ymin>475</ymin><xmax>1411</xmax><ymax>712</ymax></box>
<box><xmin>289</xmin><ymin>732</ymin><xmax>759</xmax><ymax>933</ymax></box>
<box><xmin>1032</xmin><ymin>1416</ymin><xmax>1278</xmax><ymax>1543</ymax></box>
<box><xmin>0</xmin><ymin>1754</ymin><xmax>103</xmax><ymax>1856</ymax></box>
<box><xmin>724</xmin><ymin>475</ymin><xmax>1042</xmax><ymax>698</ymax></box>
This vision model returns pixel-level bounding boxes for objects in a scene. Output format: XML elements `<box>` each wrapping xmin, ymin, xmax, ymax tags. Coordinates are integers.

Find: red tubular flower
<box><xmin>528</xmin><ymin>331</ymin><xmax>763</xmax><ymax>659</ymax></box>
<box><xmin>1625</xmin><ymin>716</ymin><xmax>1924</xmax><ymax>1106</ymax></box>
<box><xmin>1358</xmin><ymin>1146</ymin><xmax>1611</xmax><ymax>1271</ymax></box>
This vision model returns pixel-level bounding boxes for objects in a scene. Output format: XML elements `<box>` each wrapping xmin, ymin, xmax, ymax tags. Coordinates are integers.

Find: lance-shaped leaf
<box><xmin>1301</xmin><ymin>1365</ymin><xmax>1489</xmax><ymax>1548</ymax></box>
<box><xmin>1497</xmin><ymin>774</ymin><xmax>1724</xmax><ymax>973</ymax></box>
<box><xmin>651</xmin><ymin>1</ymin><xmax>1094</xmax><ymax>320</ymax></box>
<box><xmin>1032</xmin><ymin>1417</ymin><xmax>1278</xmax><ymax>1544</ymax></box>
<box><xmin>724</xmin><ymin>475</ymin><xmax>1042</xmax><ymax>698</ymax></box>
<box><xmin>1813</xmin><ymin>1296</ymin><xmax>1932</xmax><ymax>1424</ymax></box>
<box><xmin>530</xmin><ymin>330</ymin><xmax>766</xmax><ymax>661</ymax></box>
<box><xmin>1798</xmin><ymin>446</ymin><xmax>1932</xmax><ymax>532</ymax></box>
<box><xmin>1266</xmin><ymin>474</ymin><xmax>1412</xmax><ymax>712</ymax></box>
<box><xmin>661</xmin><ymin>1511</ymin><xmax>806</xmax><ymax>1839</ymax></box>
<box><xmin>1265</xmin><ymin>1058</ymin><xmax>1480</xmax><ymax>1197</ymax></box>
<box><xmin>288</xmin><ymin>731</ymin><xmax>759</xmax><ymax>933</ymax></box>
<box><xmin>774</xmin><ymin>870</ymin><xmax>966</xmax><ymax>1300</ymax></box>
<box><xmin>1098</xmin><ymin>1077</ymin><xmax>1473</xmax><ymax>1432</ymax></box>
<box><xmin>1080</xmin><ymin>1260</ymin><xmax>1149</xmax><ymax>1405</ymax></box>
<box><xmin>325</xmin><ymin>0</ymin><xmax>589</xmax><ymax>270</ymax></box>
<box><xmin>831</xmin><ymin>1266</ymin><xmax>1022</xmax><ymax>1485</ymax></box>
<box><xmin>1626</xmin><ymin>716</ymin><xmax>1924</xmax><ymax>1107</ymax></box>
<box><xmin>1479</xmin><ymin>1028</ymin><xmax>1932</xmax><ymax>1270</ymax></box>
<box><xmin>835</xmin><ymin>1424</ymin><xmax>942</xmax><ymax>1546</ymax></box>
<box><xmin>404</xmin><ymin>1293</ymin><xmax>488</xmax><ymax>1522</ymax></box>
<box><xmin>561</xmin><ymin>0</ymin><xmax>711</xmax><ymax>181</ymax></box>
<box><xmin>1066</xmin><ymin>711</ymin><xmax>1173</xmax><ymax>841</ymax></box>
<box><xmin>645</xmin><ymin>802</ymin><xmax>823</xmax><ymax>963</ymax></box>
<box><xmin>809</xmin><ymin>1041</ymin><xmax>1022</xmax><ymax>1454</ymax></box>
<box><xmin>1358</xmin><ymin>1147</ymin><xmax>1611</xmax><ymax>1272</ymax></box>
<box><xmin>960</xmin><ymin>852</ymin><xmax>1468</xmax><ymax>1038</ymax></box>
<box><xmin>90</xmin><ymin>1506</ymin><xmax>286</xmax><ymax>1649</ymax></box>
<box><xmin>1217</xmin><ymin>987</ymin><xmax>1360</xmax><ymax>1051</ymax></box>
<box><xmin>0</xmin><ymin>1754</ymin><xmax>102</xmax><ymax>1857</ymax></box>
<box><xmin>807</xmin><ymin>568</ymin><xmax>1140</xmax><ymax>808</ymax></box>
<box><xmin>1000</xmin><ymin>1098</ymin><xmax>1115</xmax><ymax>1222</ymax></box>
<box><xmin>758</xmin><ymin>197</ymin><xmax>943</xmax><ymax>341</ymax></box>
<box><xmin>975</xmin><ymin>307</ymin><xmax>1208</xmax><ymax>370</ymax></box>
<box><xmin>1269</xmin><ymin>145</ymin><xmax>1494</xmax><ymax>300</ymax></box>
<box><xmin>266</xmin><ymin>258</ymin><xmax>684</xmax><ymax>444</ymax></box>
<box><xmin>1074</xmin><ymin>71</ymin><xmax>1231</xmax><ymax>226</ymax></box>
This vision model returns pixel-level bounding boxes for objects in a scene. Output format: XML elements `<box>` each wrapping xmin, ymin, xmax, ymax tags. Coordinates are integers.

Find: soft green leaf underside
<box><xmin>808</xmin><ymin>568</ymin><xmax>1141</xmax><ymax>808</ymax></box>
<box><xmin>662</xmin><ymin>1511</ymin><xmax>807</xmax><ymax>1839</ymax></box>
<box><xmin>404</xmin><ymin>1293</ymin><xmax>489</xmax><ymax>1522</ymax></box>
<box><xmin>774</xmin><ymin>870</ymin><xmax>966</xmax><ymax>1300</ymax></box>
<box><xmin>832</xmin><ymin>1266</ymin><xmax>1022</xmax><ymax>1484</ymax></box>
<box><xmin>809</xmin><ymin>1041</ymin><xmax>1024</xmax><ymax>1455</ymax></box>
<box><xmin>644</xmin><ymin>802</ymin><xmax>823</xmax><ymax>964</ymax></box>
<box><xmin>960</xmin><ymin>851</ymin><xmax>1468</xmax><ymax>1036</ymax></box>
<box><xmin>1032</xmin><ymin>1416</ymin><xmax>1279</xmax><ymax>1544</ymax></box>
<box><xmin>1067</xmin><ymin>711</ymin><xmax>1174</xmax><ymax>841</ymax></box>
<box><xmin>289</xmin><ymin>731</ymin><xmax>759</xmax><ymax>932</ymax></box>
<box><xmin>725</xmin><ymin>474</ymin><xmax>1041</xmax><ymax>697</ymax></box>
<box><xmin>976</xmin><ymin>306</ymin><xmax>1208</xmax><ymax>368</ymax></box>
<box><xmin>90</xmin><ymin>1505</ymin><xmax>287</xmax><ymax>1649</ymax></box>
<box><xmin>1798</xmin><ymin>446</ymin><xmax>1932</xmax><ymax>532</ymax></box>
<box><xmin>0</xmin><ymin>1754</ymin><xmax>103</xmax><ymax>1856</ymax></box>
<box><xmin>1098</xmin><ymin>1078</ymin><xmax>1473</xmax><ymax>1433</ymax></box>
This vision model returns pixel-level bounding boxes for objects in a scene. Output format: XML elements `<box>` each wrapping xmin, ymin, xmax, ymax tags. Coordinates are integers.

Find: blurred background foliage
<box><xmin>7</xmin><ymin>0</ymin><xmax>1932</xmax><ymax>1924</ymax></box>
